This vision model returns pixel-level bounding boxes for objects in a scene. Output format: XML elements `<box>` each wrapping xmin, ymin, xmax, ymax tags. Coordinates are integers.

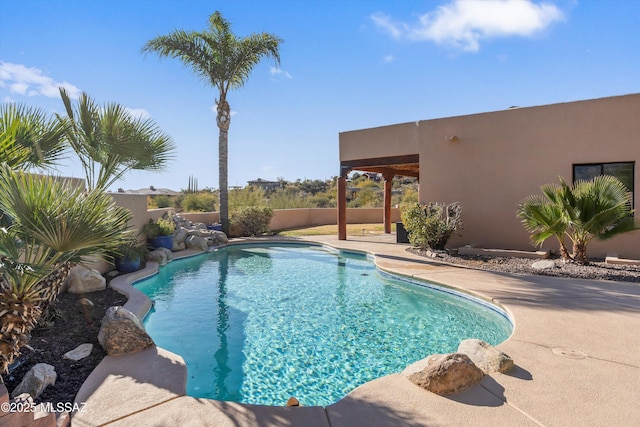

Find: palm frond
<box><xmin>59</xmin><ymin>88</ymin><xmax>176</xmax><ymax>190</ymax></box>
<box><xmin>0</xmin><ymin>103</ymin><xmax>68</xmax><ymax>170</ymax></box>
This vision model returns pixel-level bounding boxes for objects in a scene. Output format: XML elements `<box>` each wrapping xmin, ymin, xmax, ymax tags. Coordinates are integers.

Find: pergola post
<box><xmin>383</xmin><ymin>173</ymin><xmax>394</xmax><ymax>234</ymax></box>
<box><xmin>338</xmin><ymin>173</ymin><xmax>347</xmax><ymax>240</ymax></box>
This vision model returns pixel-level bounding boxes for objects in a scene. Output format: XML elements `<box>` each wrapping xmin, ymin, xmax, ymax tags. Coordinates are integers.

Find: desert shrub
<box><xmin>267</xmin><ymin>189</ymin><xmax>314</xmax><ymax>209</ymax></box>
<box><xmin>182</xmin><ymin>192</ymin><xmax>217</xmax><ymax>212</ymax></box>
<box><xmin>309</xmin><ymin>194</ymin><xmax>333</xmax><ymax>208</ymax></box>
<box><xmin>229</xmin><ymin>206</ymin><xmax>273</xmax><ymax>237</ymax></box>
<box><xmin>229</xmin><ymin>187</ymin><xmax>267</xmax><ymax>210</ymax></box>
<box><xmin>154</xmin><ymin>195</ymin><xmax>172</xmax><ymax>208</ymax></box>
<box><xmin>400</xmin><ymin>202</ymin><xmax>463</xmax><ymax>250</ymax></box>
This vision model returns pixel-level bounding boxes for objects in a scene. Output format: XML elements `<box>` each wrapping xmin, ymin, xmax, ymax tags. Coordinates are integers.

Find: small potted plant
<box><xmin>113</xmin><ymin>240</ymin><xmax>148</xmax><ymax>273</ymax></box>
<box><xmin>143</xmin><ymin>216</ymin><xmax>176</xmax><ymax>250</ymax></box>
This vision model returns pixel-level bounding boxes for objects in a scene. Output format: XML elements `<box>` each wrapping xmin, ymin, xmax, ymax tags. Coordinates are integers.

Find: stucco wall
<box><xmin>341</xmin><ymin>94</ymin><xmax>640</xmax><ymax>259</ymax></box>
<box><xmin>339</xmin><ymin>121</ymin><xmax>420</xmax><ymax>161</ymax></box>
<box><xmin>109</xmin><ymin>193</ymin><xmax>151</xmax><ymax>241</ymax></box>
<box><xmin>109</xmin><ymin>202</ymin><xmax>398</xmax><ymax>235</ymax></box>
<box><xmin>269</xmin><ymin>208</ymin><xmax>401</xmax><ymax>230</ymax></box>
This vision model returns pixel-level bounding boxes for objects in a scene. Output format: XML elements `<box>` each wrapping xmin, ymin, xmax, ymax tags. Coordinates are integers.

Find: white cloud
<box><xmin>270</xmin><ymin>66</ymin><xmax>292</xmax><ymax>79</ymax></box>
<box><xmin>125</xmin><ymin>107</ymin><xmax>151</xmax><ymax>120</ymax></box>
<box><xmin>0</xmin><ymin>61</ymin><xmax>82</xmax><ymax>99</ymax></box>
<box><xmin>383</xmin><ymin>55</ymin><xmax>395</xmax><ymax>63</ymax></box>
<box><xmin>371</xmin><ymin>0</ymin><xmax>564</xmax><ymax>52</ymax></box>
<box><xmin>370</xmin><ymin>13</ymin><xmax>406</xmax><ymax>39</ymax></box>
<box><xmin>2</xmin><ymin>96</ymin><xmax>15</xmax><ymax>103</ymax></box>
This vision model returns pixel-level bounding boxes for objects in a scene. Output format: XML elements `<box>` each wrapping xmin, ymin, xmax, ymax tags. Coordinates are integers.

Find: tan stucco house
<box><xmin>338</xmin><ymin>93</ymin><xmax>639</xmax><ymax>259</ymax></box>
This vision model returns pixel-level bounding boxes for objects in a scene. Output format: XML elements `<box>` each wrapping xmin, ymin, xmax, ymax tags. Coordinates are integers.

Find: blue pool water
<box><xmin>135</xmin><ymin>243</ymin><xmax>512</xmax><ymax>406</ymax></box>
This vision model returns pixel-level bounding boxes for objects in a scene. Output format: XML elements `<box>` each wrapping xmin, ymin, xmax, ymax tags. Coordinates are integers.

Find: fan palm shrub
<box><xmin>142</xmin><ymin>11</ymin><xmax>282</xmax><ymax>235</ymax></box>
<box><xmin>0</xmin><ymin>164</ymin><xmax>133</xmax><ymax>376</ymax></box>
<box><xmin>59</xmin><ymin>88</ymin><xmax>175</xmax><ymax>191</ymax></box>
<box><xmin>517</xmin><ymin>181</ymin><xmax>572</xmax><ymax>261</ymax></box>
<box><xmin>518</xmin><ymin>176</ymin><xmax>636</xmax><ymax>264</ymax></box>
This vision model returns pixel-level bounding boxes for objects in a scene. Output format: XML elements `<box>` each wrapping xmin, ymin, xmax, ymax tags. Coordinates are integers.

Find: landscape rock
<box><xmin>63</xmin><ymin>343</ymin><xmax>94</xmax><ymax>361</ymax></box>
<box><xmin>98</xmin><ymin>306</ymin><xmax>155</xmax><ymax>355</ymax></box>
<box><xmin>457</xmin><ymin>339</ymin><xmax>514</xmax><ymax>374</ymax></box>
<box><xmin>213</xmin><ymin>231</ymin><xmax>228</xmax><ymax>244</ymax></box>
<box><xmin>10</xmin><ymin>363</ymin><xmax>57</xmax><ymax>400</ymax></box>
<box><xmin>174</xmin><ymin>229</ymin><xmax>188</xmax><ymax>245</ymax></box>
<box><xmin>186</xmin><ymin>235</ymin><xmax>208</xmax><ymax>252</ymax></box>
<box><xmin>402</xmin><ymin>353</ymin><xmax>484</xmax><ymax>395</ymax></box>
<box><xmin>65</xmin><ymin>266</ymin><xmax>106</xmax><ymax>294</ymax></box>
<box><xmin>148</xmin><ymin>247</ymin><xmax>173</xmax><ymax>266</ymax></box>
<box><xmin>532</xmin><ymin>260</ymin><xmax>557</xmax><ymax>272</ymax></box>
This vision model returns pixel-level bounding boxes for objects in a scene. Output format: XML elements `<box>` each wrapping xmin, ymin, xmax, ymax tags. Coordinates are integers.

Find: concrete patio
<box><xmin>72</xmin><ymin>234</ymin><xmax>640</xmax><ymax>426</ymax></box>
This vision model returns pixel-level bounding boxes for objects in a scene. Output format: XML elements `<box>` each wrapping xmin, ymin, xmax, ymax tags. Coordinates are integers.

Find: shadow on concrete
<box><xmin>503</xmin><ymin>364</ymin><xmax>533</xmax><ymax>381</ymax></box>
<box><xmin>326</xmin><ymin>394</ymin><xmax>434</xmax><ymax>427</ymax></box>
<box><xmin>187</xmin><ymin>399</ymin><xmax>332</xmax><ymax>427</ymax></box>
<box><xmin>445</xmin><ymin>376</ymin><xmax>506</xmax><ymax>408</ymax></box>
<box><xmin>484</xmin><ymin>269</ymin><xmax>640</xmax><ymax>312</ymax></box>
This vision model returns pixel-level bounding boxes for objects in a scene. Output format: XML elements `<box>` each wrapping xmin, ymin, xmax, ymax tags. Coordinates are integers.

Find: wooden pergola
<box><xmin>338</xmin><ymin>154</ymin><xmax>419</xmax><ymax>240</ymax></box>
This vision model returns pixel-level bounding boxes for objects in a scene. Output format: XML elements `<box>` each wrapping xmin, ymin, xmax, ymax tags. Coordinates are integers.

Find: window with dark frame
<box><xmin>573</xmin><ymin>162</ymin><xmax>635</xmax><ymax>208</ymax></box>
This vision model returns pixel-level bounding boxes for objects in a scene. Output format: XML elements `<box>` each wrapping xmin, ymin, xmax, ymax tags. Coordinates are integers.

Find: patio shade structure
<box><xmin>338</xmin><ymin>154</ymin><xmax>419</xmax><ymax>240</ymax></box>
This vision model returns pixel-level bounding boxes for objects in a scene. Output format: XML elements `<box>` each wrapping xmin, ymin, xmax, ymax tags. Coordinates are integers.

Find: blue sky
<box><xmin>1</xmin><ymin>0</ymin><xmax>639</xmax><ymax>192</ymax></box>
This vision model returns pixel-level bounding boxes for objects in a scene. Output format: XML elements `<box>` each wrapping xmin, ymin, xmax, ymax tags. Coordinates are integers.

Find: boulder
<box><xmin>457</xmin><ymin>339</ymin><xmax>514</xmax><ymax>374</ymax></box>
<box><xmin>10</xmin><ymin>363</ymin><xmax>57</xmax><ymax>400</ymax></box>
<box><xmin>186</xmin><ymin>235</ymin><xmax>208</xmax><ymax>252</ymax></box>
<box><xmin>98</xmin><ymin>306</ymin><xmax>155</xmax><ymax>355</ymax></box>
<box><xmin>402</xmin><ymin>353</ymin><xmax>484</xmax><ymax>395</ymax></box>
<box><xmin>148</xmin><ymin>247</ymin><xmax>173</xmax><ymax>266</ymax></box>
<box><xmin>213</xmin><ymin>231</ymin><xmax>228</xmax><ymax>244</ymax></box>
<box><xmin>65</xmin><ymin>266</ymin><xmax>106</xmax><ymax>294</ymax></box>
<box><xmin>532</xmin><ymin>260</ymin><xmax>556</xmax><ymax>272</ymax></box>
<box><xmin>174</xmin><ymin>229</ymin><xmax>188</xmax><ymax>245</ymax></box>
<box><xmin>63</xmin><ymin>343</ymin><xmax>94</xmax><ymax>361</ymax></box>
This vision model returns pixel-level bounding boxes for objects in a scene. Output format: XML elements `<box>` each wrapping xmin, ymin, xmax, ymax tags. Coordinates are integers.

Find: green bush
<box><xmin>182</xmin><ymin>192</ymin><xmax>217</xmax><ymax>212</ymax></box>
<box><xmin>142</xmin><ymin>216</ymin><xmax>176</xmax><ymax>238</ymax></box>
<box><xmin>400</xmin><ymin>202</ymin><xmax>463</xmax><ymax>250</ymax></box>
<box><xmin>154</xmin><ymin>195</ymin><xmax>172</xmax><ymax>208</ymax></box>
<box><xmin>229</xmin><ymin>206</ymin><xmax>273</xmax><ymax>237</ymax></box>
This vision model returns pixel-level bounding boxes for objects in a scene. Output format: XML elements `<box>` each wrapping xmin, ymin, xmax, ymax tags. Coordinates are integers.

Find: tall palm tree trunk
<box><xmin>217</xmin><ymin>97</ymin><xmax>231</xmax><ymax>236</ymax></box>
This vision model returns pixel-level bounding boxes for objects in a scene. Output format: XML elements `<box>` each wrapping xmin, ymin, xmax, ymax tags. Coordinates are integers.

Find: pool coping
<box><xmin>72</xmin><ymin>236</ymin><xmax>640</xmax><ymax>426</ymax></box>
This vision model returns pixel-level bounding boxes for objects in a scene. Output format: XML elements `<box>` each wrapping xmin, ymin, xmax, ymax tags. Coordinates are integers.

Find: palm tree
<box><xmin>517</xmin><ymin>181</ymin><xmax>572</xmax><ymax>261</ymax></box>
<box><xmin>518</xmin><ymin>176</ymin><xmax>636</xmax><ymax>264</ymax></box>
<box><xmin>141</xmin><ymin>11</ymin><xmax>282</xmax><ymax>235</ymax></box>
<box><xmin>59</xmin><ymin>88</ymin><xmax>176</xmax><ymax>191</ymax></box>
<box><xmin>564</xmin><ymin>175</ymin><xmax>636</xmax><ymax>264</ymax></box>
<box><xmin>0</xmin><ymin>103</ymin><xmax>67</xmax><ymax>171</ymax></box>
<box><xmin>0</xmin><ymin>164</ymin><xmax>133</xmax><ymax>376</ymax></box>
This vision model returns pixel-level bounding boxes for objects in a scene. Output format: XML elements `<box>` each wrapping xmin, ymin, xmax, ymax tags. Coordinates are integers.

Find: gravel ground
<box><xmin>408</xmin><ymin>248</ymin><xmax>640</xmax><ymax>283</ymax></box>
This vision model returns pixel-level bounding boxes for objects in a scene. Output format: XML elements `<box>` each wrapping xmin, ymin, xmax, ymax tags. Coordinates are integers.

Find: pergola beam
<box><xmin>337</xmin><ymin>154</ymin><xmax>419</xmax><ymax>240</ymax></box>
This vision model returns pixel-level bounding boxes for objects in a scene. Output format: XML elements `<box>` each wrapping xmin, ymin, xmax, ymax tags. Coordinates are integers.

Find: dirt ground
<box><xmin>2</xmin><ymin>287</ymin><xmax>126</xmax><ymax>405</ymax></box>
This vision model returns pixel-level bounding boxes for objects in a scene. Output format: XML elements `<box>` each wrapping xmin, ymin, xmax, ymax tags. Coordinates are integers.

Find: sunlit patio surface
<box><xmin>72</xmin><ymin>233</ymin><xmax>640</xmax><ymax>426</ymax></box>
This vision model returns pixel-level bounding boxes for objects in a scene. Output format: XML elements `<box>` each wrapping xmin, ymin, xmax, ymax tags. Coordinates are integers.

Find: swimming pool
<box><xmin>135</xmin><ymin>243</ymin><xmax>512</xmax><ymax>406</ymax></box>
